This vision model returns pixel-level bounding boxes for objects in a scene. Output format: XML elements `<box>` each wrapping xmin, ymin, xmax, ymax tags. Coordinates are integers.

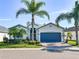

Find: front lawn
<box><xmin>68</xmin><ymin>40</ymin><xmax>76</xmax><ymax>46</ymax></box>
<box><xmin>68</xmin><ymin>40</ymin><xmax>79</xmax><ymax>47</ymax></box>
<box><xmin>0</xmin><ymin>42</ymin><xmax>41</xmax><ymax>48</ymax></box>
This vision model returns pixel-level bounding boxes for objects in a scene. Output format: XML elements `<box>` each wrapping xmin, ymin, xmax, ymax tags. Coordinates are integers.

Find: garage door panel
<box><xmin>40</xmin><ymin>32</ymin><xmax>61</xmax><ymax>43</ymax></box>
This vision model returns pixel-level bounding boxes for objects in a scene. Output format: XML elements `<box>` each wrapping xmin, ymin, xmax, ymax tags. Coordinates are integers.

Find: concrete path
<box><xmin>66</xmin><ymin>47</ymin><xmax>79</xmax><ymax>51</ymax></box>
<box><xmin>0</xmin><ymin>50</ymin><xmax>79</xmax><ymax>59</ymax></box>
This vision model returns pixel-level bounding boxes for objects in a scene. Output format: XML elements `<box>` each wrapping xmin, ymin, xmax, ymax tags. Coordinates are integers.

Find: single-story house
<box><xmin>64</xmin><ymin>26</ymin><xmax>79</xmax><ymax>40</ymax></box>
<box><xmin>0</xmin><ymin>25</ymin><xmax>9</xmax><ymax>42</ymax></box>
<box><xmin>37</xmin><ymin>23</ymin><xmax>64</xmax><ymax>43</ymax></box>
<box><xmin>9</xmin><ymin>24</ymin><xmax>28</xmax><ymax>39</ymax></box>
<box><xmin>9</xmin><ymin>23</ymin><xmax>64</xmax><ymax>43</ymax></box>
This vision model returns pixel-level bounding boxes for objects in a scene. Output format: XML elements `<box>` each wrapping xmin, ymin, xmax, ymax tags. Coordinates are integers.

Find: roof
<box><xmin>64</xmin><ymin>26</ymin><xmax>79</xmax><ymax>31</ymax></box>
<box><xmin>37</xmin><ymin>23</ymin><xmax>64</xmax><ymax>30</ymax></box>
<box><xmin>9</xmin><ymin>24</ymin><xmax>28</xmax><ymax>29</ymax></box>
<box><xmin>0</xmin><ymin>25</ymin><xmax>8</xmax><ymax>33</ymax></box>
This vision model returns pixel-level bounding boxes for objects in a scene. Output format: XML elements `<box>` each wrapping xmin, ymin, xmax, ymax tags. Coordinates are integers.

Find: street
<box><xmin>0</xmin><ymin>50</ymin><xmax>79</xmax><ymax>59</ymax></box>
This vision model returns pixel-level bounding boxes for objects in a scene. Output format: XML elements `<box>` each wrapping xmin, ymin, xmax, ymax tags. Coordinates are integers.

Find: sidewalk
<box><xmin>66</xmin><ymin>47</ymin><xmax>79</xmax><ymax>51</ymax></box>
<box><xmin>0</xmin><ymin>48</ymin><xmax>44</xmax><ymax>50</ymax></box>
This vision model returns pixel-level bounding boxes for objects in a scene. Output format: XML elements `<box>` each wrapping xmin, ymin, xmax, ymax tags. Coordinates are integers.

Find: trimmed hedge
<box><xmin>28</xmin><ymin>41</ymin><xmax>40</xmax><ymax>45</ymax></box>
<box><xmin>8</xmin><ymin>39</ymin><xmax>40</xmax><ymax>45</ymax></box>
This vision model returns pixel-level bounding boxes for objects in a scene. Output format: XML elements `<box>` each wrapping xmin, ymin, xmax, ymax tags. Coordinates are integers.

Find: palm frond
<box><xmin>31</xmin><ymin>0</ymin><xmax>35</xmax><ymax>7</ymax></box>
<box><xmin>27</xmin><ymin>0</ymin><xmax>36</xmax><ymax>13</ymax></box>
<box><xmin>35</xmin><ymin>10</ymin><xmax>50</xmax><ymax>19</ymax></box>
<box><xmin>56</xmin><ymin>13</ymin><xmax>73</xmax><ymax>26</ymax></box>
<box><xmin>16</xmin><ymin>8</ymin><xmax>30</xmax><ymax>18</ymax></box>
<box><xmin>21</xmin><ymin>0</ymin><xmax>30</xmax><ymax>8</ymax></box>
<box><xmin>35</xmin><ymin>2</ymin><xmax>45</xmax><ymax>11</ymax></box>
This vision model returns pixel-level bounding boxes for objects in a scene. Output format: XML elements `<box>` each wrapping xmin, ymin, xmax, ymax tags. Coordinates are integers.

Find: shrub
<box><xmin>26</xmin><ymin>37</ymin><xmax>30</xmax><ymax>41</ymax></box>
<box><xmin>9</xmin><ymin>39</ymin><xmax>14</xmax><ymax>44</ymax></box>
<box><xmin>8</xmin><ymin>39</ymin><xmax>40</xmax><ymax>45</ymax></box>
<box><xmin>21</xmin><ymin>39</ymin><xmax>28</xmax><ymax>43</ymax></box>
<box><xmin>14</xmin><ymin>39</ymin><xmax>22</xmax><ymax>44</ymax></box>
<box><xmin>3</xmin><ymin>37</ymin><xmax>8</xmax><ymax>43</ymax></box>
<box><xmin>28</xmin><ymin>40</ymin><xmax>40</xmax><ymax>45</ymax></box>
<box><xmin>9</xmin><ymin>39</ymin><xmax>29</xmax><ymax>44</ymax></box>
<box><xmin>36</xmin><ymin>41</ymin><xmax>40</xmax><ymax>45</ymax></box>
<box><xmin>9</xmin><ymin>39</ymin><xmax>22</xmax><ymax>44</ymax></box>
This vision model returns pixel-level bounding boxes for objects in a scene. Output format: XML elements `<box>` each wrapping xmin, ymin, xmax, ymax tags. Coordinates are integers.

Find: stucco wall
<box><xmin>37</xmin><ymin>24</ymin><xmax>64</xmax><ymax>42</ymax></box>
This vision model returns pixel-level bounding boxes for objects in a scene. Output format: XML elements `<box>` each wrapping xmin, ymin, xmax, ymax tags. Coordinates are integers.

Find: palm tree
<box><xmin>16</xmin><ymin>0</ymin><xmax>50</xmax><ymax>41</ymax></box>
<box><xmin>56</xmin><ymin>1</ymin><xmax>79</xmax><ymax>45</ymax></box>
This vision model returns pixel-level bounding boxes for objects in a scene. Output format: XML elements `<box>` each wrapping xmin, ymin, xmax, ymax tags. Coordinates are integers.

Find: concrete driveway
<box><xmin>0</xmin><ymin>50</ymin><xmax>79</xmax><ymax>59</ymax></box>
<box><xmin>43</xmin><ymin>43</ymin><xmax>71</xmax><ymax>51</ymax></box>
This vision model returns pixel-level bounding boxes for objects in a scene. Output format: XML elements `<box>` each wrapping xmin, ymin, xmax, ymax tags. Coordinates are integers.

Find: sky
<box><xmin>0</xmin><ymin>0</ymin><xmax>77</xmax><ymax>28</ymax></box>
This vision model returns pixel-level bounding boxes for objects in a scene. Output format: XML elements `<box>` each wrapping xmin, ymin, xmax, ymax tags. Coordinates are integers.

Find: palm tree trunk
<box><xmin>75</xmin><ymin>21</ymin><xmax>78</xmax><ymax>45</ymax></box>
<box><xmin>31</xmin><ymin>14</ymin><xmax>34</xmax><ymax>41</ymax></box>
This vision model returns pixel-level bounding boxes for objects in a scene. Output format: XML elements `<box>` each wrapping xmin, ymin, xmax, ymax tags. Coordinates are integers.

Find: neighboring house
<box><xmin>64</xmin><ymin>26</ymin><xmax>78</xmax><ymax>40</ymax></box>
<box><xmin>8</xmin><ymin>23</ymin><xmax>64</xmax><ymax>43</ymax></box>
<box><xmin>0</xmin><ymin>25</ymin><xmax>9</xmax><ymax>42</ymax></box>
<box><xmin>9</xmin><ymin>24</ymin><xmax>28</xmax><ymax>39</ymax></box>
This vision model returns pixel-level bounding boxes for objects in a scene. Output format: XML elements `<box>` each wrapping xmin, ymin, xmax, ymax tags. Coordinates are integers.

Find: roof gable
<box><xmin>37</xmin><ymin>23</ymin><xmax>64</xmax><ymax>30</ymax></box>
<box><xmin>27</xmin><ymin>23</ymin><xmax>39</xmax><ymax>26</ymax></box>
<box><xmin>9</xmin><ymin>24</ymin><xmax>27</xmax><ymax>29</ymax></box>
<box><xmin>0</xmin><ymin>25</ymin><xmax>8</xmax><ymax>33</ymax></box>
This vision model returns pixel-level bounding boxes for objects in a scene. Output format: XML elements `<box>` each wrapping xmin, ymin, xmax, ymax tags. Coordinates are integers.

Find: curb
<box><xmin>1</xmin><ymin>47</ymin><xmax>79</xmax><ymax>51</ymax></box>
<box><xmin>0</xmin><ymin>48</ymin><xmax>44</xmax><ymax>50</ymax></box>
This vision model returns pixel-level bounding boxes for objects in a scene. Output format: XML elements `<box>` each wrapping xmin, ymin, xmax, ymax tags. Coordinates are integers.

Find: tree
<box><xmin>56</xmin><ymin>1</ymin><xmax>79</xmax><ymax>45</ymax></box>
<box><xmin>17</xmin><ymin>28</ymin><xmax>26</xmax><ymax>38</ymax></box>
<box><xmin>67</xmin><ymin>32</ymin><xmax>72</xmax><ymax>40</ymax></box>
<box><xmin>9</xmin><ymin>27</ymin><xmax>26</xmax><ymax>39</ymax></box>
<box><xmin>8</xmin><ymin>27</ymin><xmax>18</xmax><ymax>39</ymax></box>
<box><xmin>16</xmin><ymin>0</ymin><xmax>50</xmax><ymax>41</ymax></box>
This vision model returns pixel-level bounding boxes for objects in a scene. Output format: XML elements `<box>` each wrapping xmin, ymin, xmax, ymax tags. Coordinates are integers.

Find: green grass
<box><xmin>68</xmin><ymin>40</ymin><xmax>76</xmax><ymax>46</ymax></box>
<box><xmin>68</xmin><ymin>40</ymin><xmax>79</xmax><ymax>47</ymax></box>
<box><xmin>0</xmin><ymin>42</ymin><xmax>41</xmax><ymax>48</ymax></box>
